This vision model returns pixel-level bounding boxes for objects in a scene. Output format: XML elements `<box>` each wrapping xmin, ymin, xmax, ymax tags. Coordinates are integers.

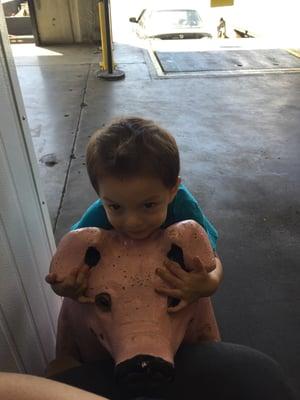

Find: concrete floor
<box><xmin>14</xmin><ymin>42</ymin><xmax>300</xmax><ymax>396</ymax></box>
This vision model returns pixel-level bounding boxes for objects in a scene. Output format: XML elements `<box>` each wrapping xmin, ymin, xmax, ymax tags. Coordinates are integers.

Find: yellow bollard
<box><xmin>211</xmin><ymin>0</ymin><xmax>234</xmax><ymax>6</ymax></box>
<box><xmin>98</xmin><ymin>0</ymin><xmax>108</xmax><ymax>71</ymax></box>
<box><xmin>97</xmin><ymin>0</ymin><xmax>125</xmax><ymax>80</ymax></box>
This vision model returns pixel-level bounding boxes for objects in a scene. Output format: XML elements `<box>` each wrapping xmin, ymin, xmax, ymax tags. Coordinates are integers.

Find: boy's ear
<box><xmin>169</xmin><ymin>176</ymin><xmax>181</xmax><ymax>201</ymax></box>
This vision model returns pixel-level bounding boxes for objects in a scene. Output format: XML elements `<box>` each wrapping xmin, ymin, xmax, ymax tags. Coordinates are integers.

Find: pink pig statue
<box><xmin>50</xmin><ymin>220</ymin><xmax>220</xmax><ymax>391</ymax></box>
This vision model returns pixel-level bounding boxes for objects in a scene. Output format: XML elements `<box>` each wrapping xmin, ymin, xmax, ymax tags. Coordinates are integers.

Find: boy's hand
<box><xmin>45</xmin><ymin>265</ymin><xmax>94</xmax><ymax>303</ymax></box>
<box><xmin>155</xmin><ymin>256</ymin><xmax>221</xmax><ymax>313</ymax></box>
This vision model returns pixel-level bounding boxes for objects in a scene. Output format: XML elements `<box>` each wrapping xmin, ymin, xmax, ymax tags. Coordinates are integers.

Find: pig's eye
<box><xmin>95</xmin><ymin>293</ymin><xmax>111</xmax><ymax>312</ymax></box>
<box><xmin>168</xmin><ymin>297</ymin><xmax>181</xmax><ymax>308</ymax></box>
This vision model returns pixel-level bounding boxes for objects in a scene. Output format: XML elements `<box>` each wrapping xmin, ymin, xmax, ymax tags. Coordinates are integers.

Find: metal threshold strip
<box><xmin>148</xmin><ymin>48</ymin><xmax>300</xmax><ymax>78</ymax></box>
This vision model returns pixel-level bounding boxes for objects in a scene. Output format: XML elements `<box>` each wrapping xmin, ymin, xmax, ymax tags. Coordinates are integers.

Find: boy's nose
<box><xmin>125</xmin><ymin>214</ymin><xmax>143</xmax><ymax>231</ymax></box>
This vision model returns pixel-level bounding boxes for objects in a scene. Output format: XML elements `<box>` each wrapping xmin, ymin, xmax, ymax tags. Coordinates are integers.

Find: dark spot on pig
<box><xmin>167</xmin><ymin>244</ymin><xmax>187</xmax><ymax>271</ymax></box>
<box><xmin>168</xmin><ymin>297</ymin><xmax>181</xmax><ymax>308</ymax></box>
<box><xmin>122</xmin><ymin>286</ymin><xmax>126</xmax><ymax>290</ymax></box>
<box><xmin>95</xmin><ymin>293</ymin><xmax>111</xmax><ymax>312</ymax></box>
<box><xmin>85</xmin><ymin>247</ymin><xmax>100</xmax><ymax>267</ymax></box>
<box><xmin>136</xmin><ymin>307</ymin><xmax>139</xmax><ymax>310</ymax></box>
<box><xmin>118</xmin><ymin>255</ymin><xmax>121</xmax><ymax>258</ymax></box>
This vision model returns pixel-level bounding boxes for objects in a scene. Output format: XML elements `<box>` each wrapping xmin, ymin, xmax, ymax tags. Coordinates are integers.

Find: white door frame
<box><xmin>0</xmin><ymin>3</ymin><xmax>60</xmax><ymax>374</ymax></box>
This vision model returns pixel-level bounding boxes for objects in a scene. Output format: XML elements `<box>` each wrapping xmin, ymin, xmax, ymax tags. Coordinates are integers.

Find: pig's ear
<box><xmin>49</xmin><ymin>228</ymin><xmax>104</xmax><ymax>279</ymax></box>
<box><xmin>165</xmin><ymin>220</ymin><xmax>215</xmax><ymax>272</ymax></box>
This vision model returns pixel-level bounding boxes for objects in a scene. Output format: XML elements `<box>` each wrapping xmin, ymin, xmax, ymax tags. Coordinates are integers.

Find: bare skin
<box><xmin>0</xmin><ymin>372</ymin><xmax>109</xmax><ymax>400</ymax></box>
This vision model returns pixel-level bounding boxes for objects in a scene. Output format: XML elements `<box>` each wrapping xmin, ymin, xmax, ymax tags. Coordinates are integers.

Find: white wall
<box><xmin>0</xmin><ymin>4</ymin><xmax>60</xmax><ymax>374</ymax></box>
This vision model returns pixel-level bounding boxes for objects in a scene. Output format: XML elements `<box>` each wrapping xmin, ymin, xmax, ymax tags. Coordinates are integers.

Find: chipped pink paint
<box><xmin>51</xmin><ymin>220</ymin><xmax>220</xmax><ymax>366</ymax></box>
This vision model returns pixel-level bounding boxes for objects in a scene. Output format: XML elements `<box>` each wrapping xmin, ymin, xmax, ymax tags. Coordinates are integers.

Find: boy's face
<box><xmin>98</xmin><ymin>175</ymin><xmax>180</xmax><ymax>240</ymax></box>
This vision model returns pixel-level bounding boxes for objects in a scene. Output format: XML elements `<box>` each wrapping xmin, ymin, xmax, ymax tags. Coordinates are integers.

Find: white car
<box><xmin>129</xmin><ymin>8</ymin><xmax>212</xmax><ymax>40</ymax></box>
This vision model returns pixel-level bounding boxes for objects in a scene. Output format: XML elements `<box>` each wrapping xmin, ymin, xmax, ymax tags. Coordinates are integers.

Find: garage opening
<box><xmin>3</xmin><ymin>0</ymin><xmax>39</xmax><ymax>44</ymax></box>
<box><xmin>114</xmin><ymin>0</ymin><xmax>300</xmax><ymax>77</ymax></box>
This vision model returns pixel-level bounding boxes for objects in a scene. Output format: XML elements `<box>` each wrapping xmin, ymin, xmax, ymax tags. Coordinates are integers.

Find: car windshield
<box><xmin>150</xmin><ymin>9</ymin><xmax>203</xmax><ymax>29</ymax></box>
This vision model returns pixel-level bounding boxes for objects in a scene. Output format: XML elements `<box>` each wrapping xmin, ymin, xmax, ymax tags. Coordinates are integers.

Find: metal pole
<box><xmin>98</xmin><ymin>0</ymin><xmax>108</xmax><ymax>71</ymax></box>
<box><xmin>97</xmin><ymin>0</ymin><xmax>125</xmax><ymax>80</ymax></box>
<box><xmin>103</xmin><ymin>0</ymin><xmax>113</xmax><ymax>74</ymax></box>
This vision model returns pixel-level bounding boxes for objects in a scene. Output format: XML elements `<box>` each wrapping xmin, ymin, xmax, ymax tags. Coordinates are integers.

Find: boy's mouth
<box><xmin>127</xmin><ymin>231</ymin><xmax>148</xmax><ymax>238</ymax></box>
<box><xmin>126</xmin><ymin>229</ymin><xmax>152</xmax><ymax>240</ymax></box>
<box><xmin>124</xmin><ymin>228</ymin><xmax>162</xmax><ymax>241</ymax></box>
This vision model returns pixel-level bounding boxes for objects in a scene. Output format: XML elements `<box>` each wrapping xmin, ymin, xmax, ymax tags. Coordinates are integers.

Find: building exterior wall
<box><xmin>33</xmin><ymin>0</ymin><xmax>100</xmax><ymax>44</ymax></box>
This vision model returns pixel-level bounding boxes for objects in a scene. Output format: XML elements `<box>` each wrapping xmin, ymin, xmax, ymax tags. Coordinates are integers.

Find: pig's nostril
<box><xmin>84</xmin><ymin>246</ymin><xmax>101</xmax><ymax>267</ymax></box>
<box><xmin>167</xmin><ymin>297</ymin><xmax>180</xmax><ymax>308</ymax></box>
<box><xmin>115</xmin><ymin>355</ymin><xmax>174</xmax><ymax>396</ymax></box>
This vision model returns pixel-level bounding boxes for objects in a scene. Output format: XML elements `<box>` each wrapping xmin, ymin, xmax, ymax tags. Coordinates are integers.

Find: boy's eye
<box><xmin>108</xmin><ymin>204</ymin><xmax>121</xmax><ymax>211</ymax></box>
<box><xmin>144</xmin><ymin>202</ymin><xmax>157</xmax><ymax>209</ymax></box>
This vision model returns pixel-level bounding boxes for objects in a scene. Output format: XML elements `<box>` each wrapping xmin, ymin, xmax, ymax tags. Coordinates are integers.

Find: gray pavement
<box><xmin>14</xmin><ymin>42</ymin><xmax>300</xmax><ymax>397</ymax></box>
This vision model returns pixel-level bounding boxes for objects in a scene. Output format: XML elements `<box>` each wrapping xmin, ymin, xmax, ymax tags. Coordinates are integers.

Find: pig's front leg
<box><xmin>183</xmin><ymin>297</ymin><xmax>221</xmax><ymax>343</ymax></box>
<box><xmin>46</xmin><ymin>299</ymin><xmax>82</xmax><ymax>377</ymax></box>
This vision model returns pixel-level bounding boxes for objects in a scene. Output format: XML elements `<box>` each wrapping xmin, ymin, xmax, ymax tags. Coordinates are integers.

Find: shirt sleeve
<box><xmin>71</xmin><ymin>199</ymin><xmax>112</xmax><ymax>231</ymax></box>
<box><xmin>173</xmin><ymin>185</ymin><xmax>219</xmax><ymax>251</ymax></box>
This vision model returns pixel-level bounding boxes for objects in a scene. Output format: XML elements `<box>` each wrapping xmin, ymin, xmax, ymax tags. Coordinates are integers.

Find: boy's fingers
<box><xmin>156</xmin><ymin>267</ymin><xmax>182</xmax><ymax>288</ymax></box>
<box><xmin>70</xmin><ymin>266</ymin><xmax>80</xmax><ymax>278</ymax></box>
<box><xmin>77</xmin><ymin>295</ymin><xmax>95</xmax><ymax>304</ymax></box>
<box><xmin>155</xmin><ymin>286</ymin><xmax>182</xmax><ymax>299</ymax></box>
<box><xmin>45</xmin><ymin>273</ymin><xmax>64</xmax><ymax>284</ymax></box>
<box><xmin>45</xmin><ymin>273</ymin><xmax>56</xmax><ymax>284</ymax></box>
<box><xmin>193</xmin><ymin>257</ymin><xmax>208</xmax><ymax>274</ymax></box>
<box><xmin>76</xmin><ymin>265</ymin><xmax>90</xmax><ymax>285</ymax></box>
<box><xmin>164</xmin><ymin>260</ymin><xmax>186</xmax><ymax>279</ymax></box>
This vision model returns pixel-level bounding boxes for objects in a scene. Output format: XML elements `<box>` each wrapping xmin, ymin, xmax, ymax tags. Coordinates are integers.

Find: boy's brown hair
<box><xmin>86</xmin><ymin>117</ymin><xmax>180</xmax><ymax>194</ymax></box>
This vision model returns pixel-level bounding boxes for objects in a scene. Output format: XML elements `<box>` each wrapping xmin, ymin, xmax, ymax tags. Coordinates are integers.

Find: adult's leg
<box><xmin>50</xmin><ymin>343</ymin><xmax>296</xmax><ymax>400</ymax></box>
<box><xmin>164</xmin><ymin>342</ymin><xmax>295</xmax><ymax>400</ymax></box>
<box><xmin>0</xmin><ymin>372</ymin><xmax>109</xmax><ymax>400</ymax></box>
<box><xmin>50</xmin><ymin>357</ymin><xmax>119</xmax><ymax>400</ymax></box>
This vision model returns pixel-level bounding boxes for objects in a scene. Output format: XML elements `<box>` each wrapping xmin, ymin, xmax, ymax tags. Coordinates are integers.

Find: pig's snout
<box><xmin>115</xmin><ymin>354</ymin><xmax>174</xmax><ymax>396</ymax></box>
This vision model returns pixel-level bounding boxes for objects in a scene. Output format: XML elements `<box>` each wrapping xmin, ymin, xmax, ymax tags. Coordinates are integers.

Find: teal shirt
<box><xmin>71</xmin><ymin>184</ymin><xmax>218</xmax><ymax>250</ymax></box>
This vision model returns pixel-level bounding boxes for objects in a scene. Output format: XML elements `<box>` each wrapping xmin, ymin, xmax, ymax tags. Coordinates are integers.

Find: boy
<box><xmin>46</xmin><ymin>117</ymin><xmax>223</xmax><ymax>308</ymax></box>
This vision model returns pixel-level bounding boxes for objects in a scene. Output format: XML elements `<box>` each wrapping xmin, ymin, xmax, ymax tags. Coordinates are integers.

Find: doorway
<box><xmin>3</xmin><ymin>0</ymin><xmax>40</xmax><ymax>44</ymax></box>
